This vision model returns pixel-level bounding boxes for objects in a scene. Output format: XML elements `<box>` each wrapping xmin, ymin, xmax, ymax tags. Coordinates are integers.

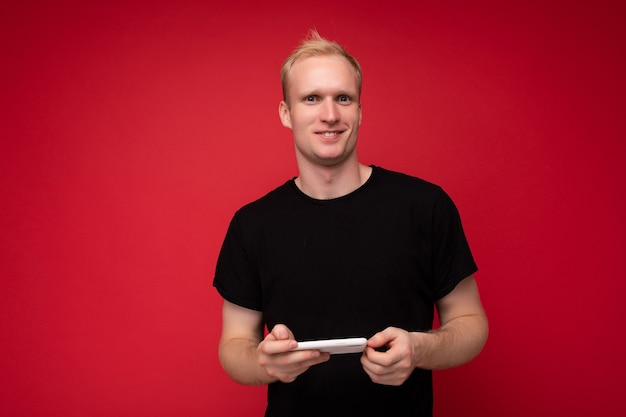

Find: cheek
<box><xmin>291</xmin><ymin>111</ymin><xmax>316</xmax><ymax>129</ymax></box>
<box><xmin>343</xmin><ymin>110</ymin><xmax>361</xmax><ymax>128</ymax></box>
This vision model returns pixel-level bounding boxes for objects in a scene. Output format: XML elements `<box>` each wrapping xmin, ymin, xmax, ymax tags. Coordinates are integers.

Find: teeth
<box><xmin>322</xmin><ymin>132</ymin><xmax>337</xmax><ymax>137</ymax></box>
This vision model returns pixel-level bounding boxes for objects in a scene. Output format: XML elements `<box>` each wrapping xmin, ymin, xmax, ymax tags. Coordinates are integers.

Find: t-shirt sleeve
<box><xmin>213</xmin><ymin>213</ymin><xmax>263</xmax><ymax>311</ymax></box>
<box><xmin>430</xmin><ymin>188</ymin><xmax>478</xmax><ymax>300</ymax></box>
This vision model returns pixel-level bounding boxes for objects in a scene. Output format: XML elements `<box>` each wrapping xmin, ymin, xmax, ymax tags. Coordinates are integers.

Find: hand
<box><xmin>257</xmin><ymin>324</ymin><xmax>330</xmax><ymax>383</ymax></box>
<box><xmin>361</xmin><ymin>327</ymin><xmax>429</xmax><ymax>386</ymax></box>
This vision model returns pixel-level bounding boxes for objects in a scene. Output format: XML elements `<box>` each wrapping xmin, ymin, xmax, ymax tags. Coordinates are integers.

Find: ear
<box><xmin>358</xmin><ymin>103</ymin><xmax>362</xmax><ymax>126</ymax></box>
<box><xmin>279</xmin><ymin>100</ymin><xmax>292</xmax><ymax>129</ymax></box>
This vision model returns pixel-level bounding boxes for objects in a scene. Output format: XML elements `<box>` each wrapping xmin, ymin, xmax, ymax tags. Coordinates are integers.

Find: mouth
<box><xmin>318</xmin><ymin>131</ymin><xmax>343</xmax><ymax>138</ymax></box>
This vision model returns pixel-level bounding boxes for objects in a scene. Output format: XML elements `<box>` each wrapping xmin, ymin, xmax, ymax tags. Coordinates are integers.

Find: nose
<box><xmin>320</xmin><ymin>99</ymin><xmax>339</xmax><ymax>123</ymax></box>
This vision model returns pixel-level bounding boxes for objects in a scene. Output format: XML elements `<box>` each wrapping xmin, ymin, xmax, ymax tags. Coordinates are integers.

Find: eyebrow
<box><xmin>299</xmin><ymin>88</ymin><xmax>357</xmax><ymax>98</ymax></box>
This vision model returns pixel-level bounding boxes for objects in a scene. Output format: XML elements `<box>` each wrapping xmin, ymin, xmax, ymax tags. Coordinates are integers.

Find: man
<box><xmin>213</xmin><ymin>29</ymin><xmax>488</xmax><ymax>417</ymax></box>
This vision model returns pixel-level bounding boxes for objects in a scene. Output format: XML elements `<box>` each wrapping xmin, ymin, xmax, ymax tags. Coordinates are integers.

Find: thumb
<box><xmin>271</xmin><ymin>324</ymin><xmax>294</xmax><ymax>340</ymax></box>
<box><xmin>368</xmin><ymin>328</ymin><xmax>393</xmax><ymax>349</ymax></box>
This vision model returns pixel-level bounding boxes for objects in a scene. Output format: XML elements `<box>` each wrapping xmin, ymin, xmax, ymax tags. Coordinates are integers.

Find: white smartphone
<box><xmin>292</xmin><ymin>337</ymin><xmax>368</xmax><ymax>354</ymax></box>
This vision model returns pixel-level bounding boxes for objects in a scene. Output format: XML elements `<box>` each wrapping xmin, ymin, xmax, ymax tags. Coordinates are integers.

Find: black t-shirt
<box><xmin>214</xmin><ymin>166</ymin><xmax>478</xmax><ymax>417</ymax></box>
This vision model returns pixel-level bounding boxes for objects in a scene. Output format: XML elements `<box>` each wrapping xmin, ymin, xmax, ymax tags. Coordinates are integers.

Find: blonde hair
<box><xmin>280</xmin><ymin>29</ymin><xmax>362</xmax><ymax>102</ymax></box>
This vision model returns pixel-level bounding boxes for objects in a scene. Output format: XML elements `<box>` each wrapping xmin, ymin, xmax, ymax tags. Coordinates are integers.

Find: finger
<box><xmin>367</xmin><ymin>332</ymin><xmax>391</xmax><ymax>350</ymax></box>
<box><xmin>262</xmin><ymin>338</ymin><xmax>298</xmax><ymax>354</ymax></box>
<box><xmin>271</xmin><ymin>324</ymin><xmax>293</xmax><ymax>340</ymax></box>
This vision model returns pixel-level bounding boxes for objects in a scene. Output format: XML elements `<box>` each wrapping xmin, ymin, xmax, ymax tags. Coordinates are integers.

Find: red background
<box><xmin>1</xmin><ymin>1</ymin><xmax>625</xmax><ymax>416</ymax></box>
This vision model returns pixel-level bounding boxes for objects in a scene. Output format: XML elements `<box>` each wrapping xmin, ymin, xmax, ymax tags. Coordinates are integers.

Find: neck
<box><xmin>295</xmin><ymin>161</ymin><xmax>372</xmax><ymax>200</ymax></box>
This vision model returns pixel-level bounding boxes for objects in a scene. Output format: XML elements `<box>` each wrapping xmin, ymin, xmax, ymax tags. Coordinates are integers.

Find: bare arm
<box><xmin>362</xmin><ymin>275</ymin><xmax>488</xmax><ymax>385</ymax></box>
<box><xmin>418</xmin><ymin>274</ymin><xmax>488</xmax><ymax>369</ymax></box>
<box><xmin>218</xmin><ymin>300</ymin><xmax>270</xmax><ymax>385</ymax></box>
<box><xmin>218</xmin><ymin>300</ymin><xmax>330</xmax><ymax>385</ymax></box>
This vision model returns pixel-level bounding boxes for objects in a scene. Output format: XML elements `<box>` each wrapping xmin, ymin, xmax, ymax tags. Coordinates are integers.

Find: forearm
<box><xmin>218</xmin><ymin>337</ymin><xmax>277</xmax><ymax>386</ymax></box>
<box><xmin>413</xmin><ymin>313</ymin><xmax>488</xmax><ymax>370</ymax></box>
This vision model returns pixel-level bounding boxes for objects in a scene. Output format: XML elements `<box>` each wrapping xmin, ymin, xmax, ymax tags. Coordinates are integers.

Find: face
<box><xmin>279</xmin><ymin>54</ymin><xmax>362</xmax><ymax>169</ymax></box>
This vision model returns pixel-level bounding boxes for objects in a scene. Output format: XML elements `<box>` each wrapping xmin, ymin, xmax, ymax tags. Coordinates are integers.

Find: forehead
<box><xmin>287</xmin><ymin>55</ymin><xmax>359</xmax><ymax>95</ymax></box>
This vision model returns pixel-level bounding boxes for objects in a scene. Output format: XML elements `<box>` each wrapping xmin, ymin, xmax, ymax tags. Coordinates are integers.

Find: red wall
<box><xmin>1</xmin><ymin>1</ymin><xmax>625</xmax><ymax>416</ymax></box>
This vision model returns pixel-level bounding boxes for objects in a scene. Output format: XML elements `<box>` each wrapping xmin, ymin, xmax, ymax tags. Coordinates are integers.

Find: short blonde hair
<box><xmin>280</xmin><ymin>29</ymin><xmax>363</xmax><ymax>102</ymax></box>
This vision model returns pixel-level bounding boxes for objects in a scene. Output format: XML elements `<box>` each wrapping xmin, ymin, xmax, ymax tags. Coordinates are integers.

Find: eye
<box><xmin>304</xmin><ymin>95</ymin><xmax>318</xmax><ymax>102</ymax></box>
<box><xmin>337</xmin><ymin>95</ymin><xmax>352</xmax><ymax>104</ymax></box>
